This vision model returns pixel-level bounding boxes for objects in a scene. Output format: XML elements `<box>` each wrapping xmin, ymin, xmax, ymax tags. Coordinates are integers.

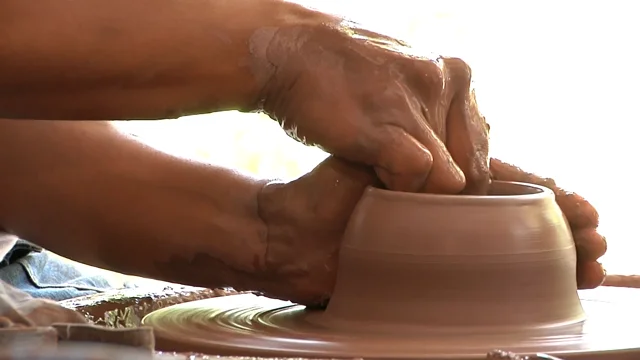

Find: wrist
<box><xmin>139</xmin><ymin>171</ymin><xmax>273</xmax><ymax>292</ymax></box>
<box><xmin>0</xmin><ymin>121</ymin><xmax>276</xmax><ymax>292</ymax></box>
<box><xmin>246</xmin><ymin>1</ymin><xmax>342</xmax><ymax>111</ymax></box>
<box><xmin>253</xmin><ymin>180</ymin><xmax>304</xmax><ymax>298</ymax></box>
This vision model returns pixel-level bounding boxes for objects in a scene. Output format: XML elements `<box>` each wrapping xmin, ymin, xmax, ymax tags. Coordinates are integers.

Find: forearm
<box><xmin>0</xmin><ymin>120</ymin><xmax>269</xmax><ymax>290</ymax></box>
<box><xmin>0</xmin><ymin>0</ymin><xmax>335</xmax><ymax>120</ymax></box>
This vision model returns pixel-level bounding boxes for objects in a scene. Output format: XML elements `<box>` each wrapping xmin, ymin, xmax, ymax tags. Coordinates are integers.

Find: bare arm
<box><xmin>0</xmin><ymin>0</ymin><xmax>334</xmax><ymax>120</ymax></box>
<box><xmin>0</xmin><ymin>120</ymin><xmax>269</xmax><ymax>291</ymax></box>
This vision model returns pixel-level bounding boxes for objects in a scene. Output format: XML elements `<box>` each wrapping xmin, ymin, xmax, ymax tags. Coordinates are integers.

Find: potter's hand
<box><xmin>257</xmin><ymin>156</ymin><xmax>378</xmax><ymax>306</ymax></box>
<box><xmin>489</xmin><ymin>159</ymin><xmax>606</xmax><ymax>289</ymax></box>
<box><xmin>260</xmin><ymin>26</ymin><xmax>490</xmax><ymax>194</ymax></box>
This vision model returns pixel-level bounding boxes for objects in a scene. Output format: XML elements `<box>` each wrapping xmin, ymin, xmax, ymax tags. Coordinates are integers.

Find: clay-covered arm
<box><xmin>0</xmin><ymin>120</ymin><xmax>269</xmax><ymax>291</ymax></box>
<box><xmin>0</xmin><ymin>0</ymin><xmax>335</xmax><ymax>120</ymax></box>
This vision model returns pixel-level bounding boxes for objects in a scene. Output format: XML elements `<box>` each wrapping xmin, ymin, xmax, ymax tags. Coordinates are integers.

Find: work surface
<box><xmin>52</xmin><ymin>285</ymin><xmax>640</xmax><ymax>360</ymax></box>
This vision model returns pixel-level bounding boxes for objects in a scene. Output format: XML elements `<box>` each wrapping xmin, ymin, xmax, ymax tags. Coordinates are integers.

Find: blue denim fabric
<box><xmin>0</xmin><ymin>250</ymin><xmax>124</xmax><ymax>301</ymax></box>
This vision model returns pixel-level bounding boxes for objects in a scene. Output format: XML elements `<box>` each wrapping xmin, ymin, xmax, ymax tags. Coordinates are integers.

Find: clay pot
<box><xmin>323</xmin><ymin>181</ymin><xmax>585</xmax><ymax>330</ymax></box>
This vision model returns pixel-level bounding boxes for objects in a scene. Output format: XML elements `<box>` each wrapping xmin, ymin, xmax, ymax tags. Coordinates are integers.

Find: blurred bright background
<box><xmin>111</xmin><ymin>0</ymin><xmax>638</xmax><ymax>276</ymax></box>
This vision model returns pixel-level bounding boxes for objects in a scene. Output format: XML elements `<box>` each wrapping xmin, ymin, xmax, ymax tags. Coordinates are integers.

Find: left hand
<box><xmin>490</xmin><ymin>158</ymin><xmax>607</xmax><ymax>289</ymax></box>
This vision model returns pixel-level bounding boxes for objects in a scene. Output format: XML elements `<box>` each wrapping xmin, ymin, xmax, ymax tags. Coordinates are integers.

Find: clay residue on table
<box><xmin>155</xmin><ymin>352</ymin><xmax>560</xmax><ymax>360</ymax></box>
<box><xmin>155</xmin><ymin>354</ymin><xmax>353</xmax><ymax>360</ymax></box>
<box><xmin>487</xmin><ymin>350</ymin><xmax>564</xmax><ymax>359</ymax></box>
<box><xmin>58</xmin><ymin>284</ymin><xmax>245</xmax><ymax>328</ymax></box>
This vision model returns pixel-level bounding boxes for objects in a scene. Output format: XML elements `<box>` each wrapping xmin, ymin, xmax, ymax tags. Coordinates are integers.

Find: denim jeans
<box><xmin>0</xmin><ymin>240</ymin><xmax>127</xmax><ymax>301</ymax></box>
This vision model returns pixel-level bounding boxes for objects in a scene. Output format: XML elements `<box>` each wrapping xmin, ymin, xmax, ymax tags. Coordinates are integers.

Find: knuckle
<box><xmin>442</xmin><ymin>57</ymin><xmax>473</xmax><ymax>87</ymax></box>
<box><xmin>405</xmin><ymin>58</ymin><xmax>445</xmax><ymax>98</ymax></box>
<box><xmin>558</xmin><ymin>193</ymin><xmax>600</xmax><ymax>229</ymax></box>
<box><xmin>573</xmin><ymin>228</ymin><xmax>607</xmax><ymax>261</ymax></box>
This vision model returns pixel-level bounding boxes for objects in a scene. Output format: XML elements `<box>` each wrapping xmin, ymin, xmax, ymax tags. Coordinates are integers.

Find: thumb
<box><xmin>296</xmin><ymin>156</ymin><xmax>380</xmax><ymax>219</ymax></box>
<box><xmin>374</xmin><ymin>125</ymin><xmax>465</xmax><ymax>193</ymax></box>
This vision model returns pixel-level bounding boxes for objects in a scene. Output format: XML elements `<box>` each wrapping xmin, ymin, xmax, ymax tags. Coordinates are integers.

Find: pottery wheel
<box><xmin>143</xmin><ymin>183</ymin><xmax>640</xmax><ymax>359</ymax></box>
<box><xmin>143</xmin><ymin>288</ymin><xmax>640</xmax><ymax>359</ymax></box>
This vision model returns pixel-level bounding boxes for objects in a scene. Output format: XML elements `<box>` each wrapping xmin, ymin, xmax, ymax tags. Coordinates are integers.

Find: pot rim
<box><xmin>363</xmin><ymin>181</ymin><xmax>553</xmax><ymax>205</ymax></box>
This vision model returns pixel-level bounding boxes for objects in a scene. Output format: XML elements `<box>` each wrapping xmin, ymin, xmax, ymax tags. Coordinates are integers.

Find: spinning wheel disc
<box><xmin>142</xmin><ymin>287</ymin><xmax>640</xmax><ymax>359</ymax></box>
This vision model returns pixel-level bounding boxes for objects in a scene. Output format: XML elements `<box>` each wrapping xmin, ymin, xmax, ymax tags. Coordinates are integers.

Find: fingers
<box><xmin>301</xmin><ymin>156</ymin><xmax>379</xmax><ymax>220</ymax></box>
<box><xmin>490</xmin><ymin>158</ymin><xmax>600</xmax><ymax>229</ymax></box>
<box><xmin>489</xmin><ymin>158</ymin><xmax>556</xmax><ymax>189</ymax></box>
<box><xmin>444</xmin><ymin>58</ymin><xmax>491</xmax><ymax>195</ymax></box>
<box><xmin>308</xmin><ymin>156</ymin><xmax>380</xmax><ymax>191</ymax></box>
<box><xmin>573</xmin><ymin>228</ymin><xmax>607</xmax><ymax>262</ymax></box>
<box><xmin>374</xmin><ymin>125</ymin><xmax>466</xmax><ymax>194</ymax></box>
<box><xmin>555</xmin><ymin>191</ymin><xmax>599</xmax><ymax>229</ymax></box>
<box><xmin>373</xmin><ymin>127</ymin><xmax>431</xmax><ymax>192</ymax></box>
<box><xmin>528</xmin><ymin>174</ymin><xmax>604</xmax><ymax>263</ymax></box>
<box><xmin>445</xmin><ymin>89</ymin><xmax>490</xmax><ymax>195</ymax></box>
<box><xmin>577</xmin><ymin>261</ymin><xmax>606</xmax><ymax>289</ymax></box>
<box><xmin>489</xmin><ymin>158</ymin><xmax>607</xmax><ymax>272</ymax></box>
<box><xmin>401</xmin><ymin>57</ymin><xmax>489</xmax><ymax>195</ymax></box>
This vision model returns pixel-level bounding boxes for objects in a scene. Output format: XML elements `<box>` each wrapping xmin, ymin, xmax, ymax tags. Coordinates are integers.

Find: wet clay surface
<box><xmin>142</xmin><ymin>289</ymin><xmax>640</xmax><ymax>359</ymax></box>
<box><xmin>58</xmin><ymin>284</ymin><xmax>240</xmax><ymax>327</ymax></box>
<box><xmin>143</xmin><ymin>182</ymin><xmax>640</xmax><ymax>359</ymax></box>
<box><xmin>48</xmin><ymin>285</ymin><xmax>568</xmax><ymax>360</ymax></box>
<box><xmin>326</xmin><ymin>181</ymin><xmax>582</xmax><ymax>328</ymax></box>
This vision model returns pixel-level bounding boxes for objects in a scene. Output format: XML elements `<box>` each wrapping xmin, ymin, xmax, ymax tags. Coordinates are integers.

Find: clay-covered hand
<box><xmin>259</xmin><ymin>25</ymin><xmax>490</xmax><ymax>195</ymax></box>
<box><xmin>489</xmin><ymin>159</ymin><xmax>607</xmax><ymax>289</ymax></box>
<box><xmin>257</xmin><ymin>156</ymin><xmax>378</xmax><ymax>306</ymax></box>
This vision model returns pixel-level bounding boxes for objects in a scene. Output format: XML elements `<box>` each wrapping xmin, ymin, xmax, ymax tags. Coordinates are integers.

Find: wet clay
<box><xmin>59</xmin><ymin>284</ymin><xmax>239</xmax><ymax>328</ymax></box>
<box><xmin>143</xmin><ymin>182</ymin><xmax>640</xmax><ymax>359</ymax></box>
<box><xmin>325</xmin><ymin>181</ymin><xmax>582</xmax><ymax>328</ymax></box>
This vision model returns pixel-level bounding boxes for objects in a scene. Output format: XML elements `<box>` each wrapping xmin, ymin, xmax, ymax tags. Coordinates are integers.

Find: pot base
<box><xmin>142</xmin><ymin>287</ymin><xmax>640</xmax><ymax>359</ymax></box>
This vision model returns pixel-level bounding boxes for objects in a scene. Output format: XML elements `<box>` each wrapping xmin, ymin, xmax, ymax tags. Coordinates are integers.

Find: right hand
<box><xmin>257</xmin><ymin>23</ymin><xmax>491</xmax><ymax>194</ymax></box>
<box><xmin>490</xmin><ymin>158</ymin><xmax>607</xmax><ymax>289</ymax></box>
